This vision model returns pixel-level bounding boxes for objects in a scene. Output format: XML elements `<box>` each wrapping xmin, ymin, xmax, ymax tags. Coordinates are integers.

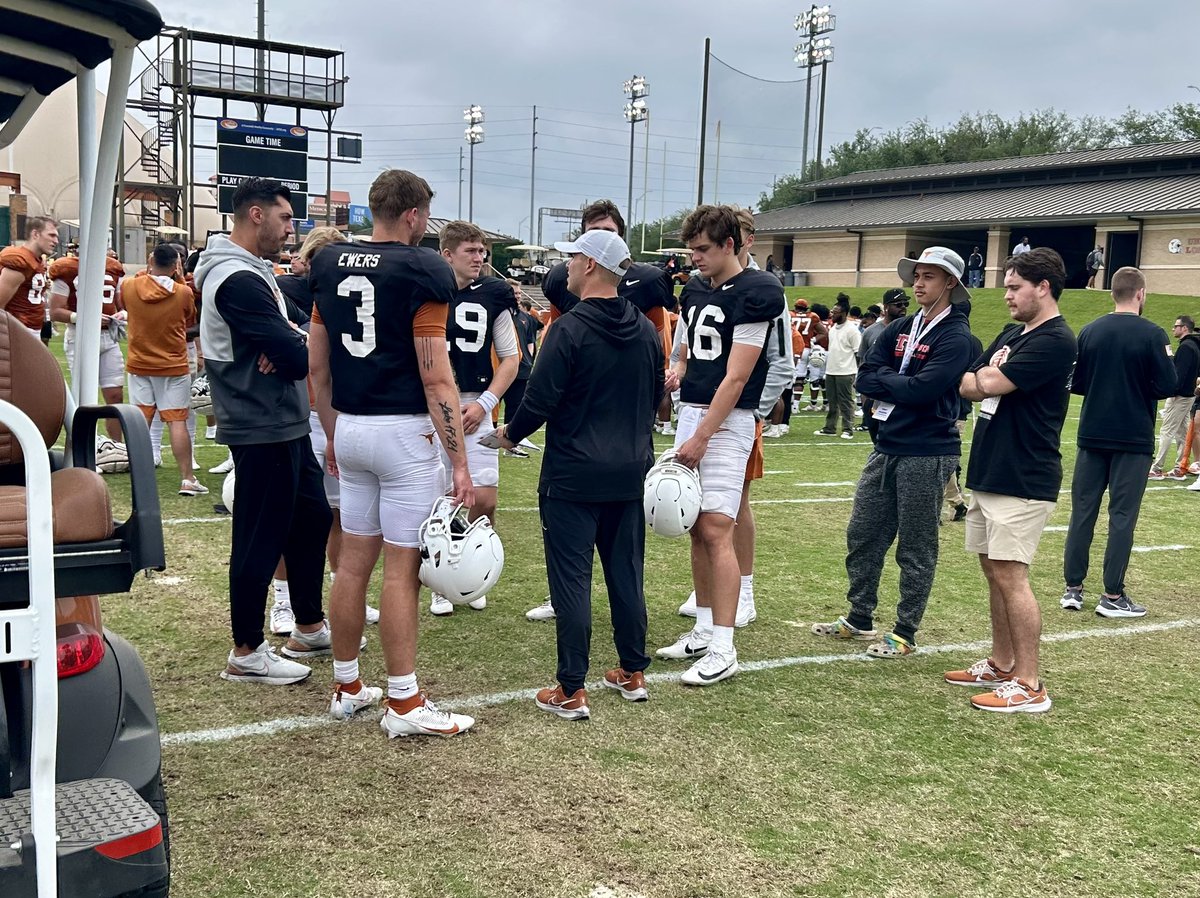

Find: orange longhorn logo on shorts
<box><xmin>424</xmin><ymin>433</ymin><xmax>434</xmax><ymax>444</ymax></box>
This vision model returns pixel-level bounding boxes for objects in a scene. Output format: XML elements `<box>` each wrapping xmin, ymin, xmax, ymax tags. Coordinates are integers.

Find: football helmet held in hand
<box><xmin>418</xmin><ymin>497</ymin><xmax>504</xmax><ymax>604</ymax></box>
<box><xmin>643</xmin><ymin>449</ymin><xmax>703</xmax><ymax>538</ymax></box>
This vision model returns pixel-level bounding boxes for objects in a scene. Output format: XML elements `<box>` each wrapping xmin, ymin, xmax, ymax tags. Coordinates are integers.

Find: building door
<box><xmin>1105</xmin><ymin>232</ymin><xmax>1139</xmax><ymax>289</ymax></box>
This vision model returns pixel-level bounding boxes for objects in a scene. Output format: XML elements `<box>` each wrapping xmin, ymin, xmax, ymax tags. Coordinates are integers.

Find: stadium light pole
<box><xmin>794</xmin><ymin>5</ymin><xmax>836</xmax><ymax>180</ymax></box>
<box><xmin>623</xmin><ymin>76</ymin><xmax>649</xmax><ymax>223</ymax></box>
<box><xmin>464</xmin><ymin>104</ymin><xmax>485</xmax><ymax>221</ymax></box>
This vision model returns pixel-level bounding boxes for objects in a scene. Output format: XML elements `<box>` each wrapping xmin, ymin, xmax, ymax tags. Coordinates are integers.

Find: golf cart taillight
<box><xmin>56</xmin><ymin>622</ymin><xmax>106</xmax><ymax>678</ymax></box>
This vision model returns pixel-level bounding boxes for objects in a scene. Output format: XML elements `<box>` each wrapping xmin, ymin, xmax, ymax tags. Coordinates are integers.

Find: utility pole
<box><xmin>255</xmin><ymin>0</ymin><xmax>266</xmax><ymax>121</ymax></box>
<box><xmin>458</xmin><ymin>147</ymin><xmax>463</xmax><ymax>219</ymax></box>
<box><xmin>529</xmin><ymin>105</ymin><xmax>537</xmax><ymax>245</ymax></box>
<box><xmin>696</xmin><ymin>37</ymin><xmax>710</xmax><ymax>205</ymax></box>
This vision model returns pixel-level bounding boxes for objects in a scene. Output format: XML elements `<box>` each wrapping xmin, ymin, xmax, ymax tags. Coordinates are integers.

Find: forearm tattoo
<box><xmin>439</xmin><ymin>400</ymin><xmax>459</xmax><ymax>453</ymax></box>
<box><xmin>421</xmin><ymin>340</ymin><xmax>435</xmax><ymax>370</ymax></box>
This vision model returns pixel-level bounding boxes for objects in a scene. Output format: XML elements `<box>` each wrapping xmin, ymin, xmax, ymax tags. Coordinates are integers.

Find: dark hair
<box><xmin>680</xmin><ymin>205</ymin><xmax>742</xmax><ymax>255</ymax></box>
<box><xmin>811</xmin><ymin>302</ymin><xmax>830</xmax><ymax>320</ymax></box>
<box><xmin>369</xmin><ymin>169</ymin><xmax>434</xmax><ymax>224</ymax></box>
<box><xmin>151</xmin><ymin>242</ymin><xmax>180</xmax><ymax>269</ymax></box>
<box><xmin>1177</xmin><ymin>315</ymin><xmax>1195</xmax><ymax>331</ymax></box>
<box><xmin>862</xmin><ymin>312</ymin><xmax>878</xmax><ymax>325</ymax></box>
<box><xmin>1005</xmin><ymin>247</ymin><xmax>1066</xmax><ymax>299</ymax></box>
<box><xmin>867</xmin><ymin>304</ymin><xmax>882</xmax><ymax>316</ymax></box>
<box><xmin>849</xmin><ymin>305</ymin><xmax>862</xmax><ymax>317</ymax></box>
<box><xmin>580</xmin><ymin>200</ymin><xmax>626</xmax><ymax>237</ymax></box>
<box><xmin>185</xmin><ymin>249</ymin><xmax>201</xmax><ymax>274</ymax></box>
<box><xmin>232</xmin><ymin>178</ymin><xmax>292</xmax><ymax>219</ymax></box>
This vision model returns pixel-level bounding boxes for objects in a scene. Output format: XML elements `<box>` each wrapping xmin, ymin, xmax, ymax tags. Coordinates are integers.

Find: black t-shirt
<box><xmin>275</xmin><ymin>273</ymin><xmax>313</xmax><ymax>316</ymax></box>
<box><xmin>448</xmin><ymin>275</ymin><xmax>516</xmax><ymax>392</ymax></box>
<box><xmin>966</xmin><ymin>317</ymin><xmax>1077</xmax><ymax>501</ymax></box>
<box><xmin>543</xmin><ymin>259</ymin><xmax>673</xmax><ymax>317</ymax></box>
<box><xmin>515</xmin><ymin>310</ymin><xmax>539</xmax><ymax>377</ymax></box>
<box><xmin>679</xmin><ymin>267</ymin><xmax>785</xmax><ymax>409</ymax></box>
<box><xmin>309</xmin><ymin>241</ymin><xmax>455</xmax><ymax>415</ymax></box>
<box><xmin>1073</xmin><ymin>314</ymin><xmax>1176</xmax><ymax>455</ymax></box>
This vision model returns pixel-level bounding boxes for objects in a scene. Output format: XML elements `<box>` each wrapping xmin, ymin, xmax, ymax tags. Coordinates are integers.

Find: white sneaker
<box><xmin>763</xmin><ymin>424</ymin><xmax>782</xmax><ymax>438</ymax></box>
<box><xmin>1189</xmin><ymin>478</ymin><xmax>1200</xmax><ymax>492</ymax></box>
<box><xmin>525</xmin><ymin>597</ymin><xmax>555</xmax><ymax>621</ymax></box>
<box><xmin>656</xmin><ymin>627</ymin><xmax>711</xmax><ymax>660</ymax></box>
<box><xmin>518</xmin><ymin>438</ymin><xmax>541</xmax><ymax>452</ymax></box>
<box><xmin>380</xmin><ymin>694</ymin><xmax>474</xmax><ymax>738</ymax></box>
<box><xmin>220</xmin><ymin>641</ymin><xmax>311</xmax><ymax>685</ymax></box>
<box><xmin>269</xmin><ymin>598</ymin><xmax>294</xmax><ymax>636</ymax></box>
<box><xmin>680</xmin><ymin>648</ymin><xmax>739</xmax><ymax>686</ymax></box>
<box><xmin>678</xmin><ymin>591</ymin><xmax>698</xmax><ymax>617</ymax></box>
<box><xmin>430</xmin><ymin>593</ymin><xmax>454</xmax><ymax>616</ymax></box>
<box><xmin>280</xmin><ymin>622</ymin><xmax>366</xmax><ymax>659</ymax></box>
<box><xmin>364</xmin><ymin>603</ymin><xmax>380</xmax><ymax>624</ymax></box>
<box><xmin>152</xmin><ymin>453</ymin><xmax>162</xmax><ymax>468</ymax></box>
<box><xmin>192</xmin><ymin>456</ymin><xmax>200</xmax><ymax>471</ymax></box>
<box><xmin>467</xmin><ymin>595</ymin><xmax>487</xmax><ymax>610</ymax></box>
<box><xmin>660</xmin><ymin>422</ymin><xmax>676</xmax><ymax>436</ymax></box>
<box><xmin>779</xmin><ymin>424</ymin><xmax>790</xmax><ymax>435</ymax></box>
<box><xmin>209</xmin><ymin>454</ymin><xmax>234</xmax><ymax>475</ymax></box>
<box><xmin>329</xmin><ymin>681</ymin><xmax>383</xmax><ymax>720</ymax></box>
<box><xmin>179</xmin><ymin>479</ymin><xmax>209</xmax><ymax>496</ymax></box>
<box><xmin>735</xmin><ymin>594</ymin><xmax>757</xmax><ymax>628</ymax></box>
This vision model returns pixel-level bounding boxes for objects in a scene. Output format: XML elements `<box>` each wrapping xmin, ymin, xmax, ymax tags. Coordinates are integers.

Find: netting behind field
<box><xmin>701</xmin><ymin>53</ymin><xmax>813</xmax><ymax>209</ymax></box>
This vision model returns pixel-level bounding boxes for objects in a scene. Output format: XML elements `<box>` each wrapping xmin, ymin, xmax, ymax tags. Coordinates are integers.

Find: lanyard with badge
<box><xmin>872</xmin><ymin>305</ymin><xmax>953</xmax><ymax>421</ymax></box>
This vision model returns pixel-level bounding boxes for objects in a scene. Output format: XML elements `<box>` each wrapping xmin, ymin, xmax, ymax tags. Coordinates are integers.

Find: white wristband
<box><xmin>475</xmin><ymin>391</ymin><xmax>500</xmax><ymax>413</ymax></box>
<box><xmin>69</xmin><ymin>312</ymin><xmax>77</xmax><ymax>324</ymax></box>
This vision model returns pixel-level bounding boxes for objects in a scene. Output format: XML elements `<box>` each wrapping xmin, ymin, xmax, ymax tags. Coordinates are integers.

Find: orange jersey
<box><xmin>791</xmin><ymin>310</ymin><xmax>822</xmax><ymax>353</ymax></box>
<box><xmin>0</xmin><ymin>245</ymin><xmax>48</xmax><ymax>331</ymax></box>
<box><xmin>48</xmin><ymin>255</ymin><xmax>125</xmax><ymax>317</ymax></box>
<box><xmin>122</xmin><ymin>272</ymin><xmax>196</xmax><ymax>376</ymax></box>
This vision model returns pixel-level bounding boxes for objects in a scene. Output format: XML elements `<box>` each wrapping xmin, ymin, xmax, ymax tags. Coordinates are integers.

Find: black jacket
<box><xmin>506</xmin><ymin>296</ymin><xmax>664</xmax><ymax>502</ymax></box>
<box><xmin>1172</xmin><ymin>333</ymin><xmax>1200</xmax><ymax>397</ymax></box>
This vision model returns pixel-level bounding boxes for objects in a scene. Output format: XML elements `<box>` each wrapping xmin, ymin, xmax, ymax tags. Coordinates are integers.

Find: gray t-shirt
<box><xmin>859</xmin><ymin>319</ymin><xmax>887</xmax><ymax>364</ymax></box>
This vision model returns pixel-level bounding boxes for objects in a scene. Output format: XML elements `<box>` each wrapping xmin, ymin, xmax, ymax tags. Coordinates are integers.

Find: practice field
<box><xmin>87</xmin><ymin>287</ymin><xmax>1200</xmax><ymax>898</ymax></box>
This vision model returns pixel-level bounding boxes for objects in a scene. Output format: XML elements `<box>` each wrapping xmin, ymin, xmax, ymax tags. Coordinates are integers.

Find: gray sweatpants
<box><xmin>844</xmin><ymin>450</ymin><xmax>959</xmax><ymax>643</ymax></box>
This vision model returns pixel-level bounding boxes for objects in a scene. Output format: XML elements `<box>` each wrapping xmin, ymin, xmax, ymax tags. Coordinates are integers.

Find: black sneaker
<box><xmin>1095</xmin><ymin>593</ymin><xmax>1147</xmax><ymax>619</ymax></box>
<box><xmin>952</xmin><ymin>503</ymin><xmax>968</xmax><ymax>522</ymax></box>
<box><xmin>1060</xmin><ymin>586</ymin><xmax>1084</xmax><ymax>611</ymax></box>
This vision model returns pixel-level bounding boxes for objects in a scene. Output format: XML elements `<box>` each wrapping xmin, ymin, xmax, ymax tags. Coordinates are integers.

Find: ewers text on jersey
<box><xmin>448</xmin><ymin>275</ymin><xmax>517</xmax><ymax>391</ymax></box>
<box><xmin>679</xmin><ymin>268</ymin><xmax>786</xmax><ymax>408</ymax></box>
<box><xmin>309</xmin><ymin>241</ymin><xmax>456</xmax><ymax>415</ymax></box>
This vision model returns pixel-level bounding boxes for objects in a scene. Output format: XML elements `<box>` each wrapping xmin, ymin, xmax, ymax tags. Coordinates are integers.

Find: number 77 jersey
<box><xmin>679</xmin><ymin>267</ymin><xmax>786</xmax><ymax>409</ymax></box>
<box><xmin>309</xmin><ymin>240</ymin><xmax>457</xmax><ymax>415</ymax></box>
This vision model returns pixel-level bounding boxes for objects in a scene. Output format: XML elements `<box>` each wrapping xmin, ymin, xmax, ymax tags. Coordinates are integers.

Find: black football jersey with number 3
<box><xmin>448</xmin><ymin>275</ymin><xmax>517</xmax><ymax>391</ymax></box>
<box><xmin>309</xmin><ymin>240</ymin><xmax>456</xmax><ymax>415</ymax></box>
<box><xmin>679</xmin><ymin>267</ymin><xmax>785</xmax><ymax>408</ymax></box>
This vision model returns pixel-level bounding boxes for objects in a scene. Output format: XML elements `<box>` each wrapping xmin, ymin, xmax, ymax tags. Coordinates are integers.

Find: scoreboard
<box><xmin>216</xmin><ymin>118</ymin><xmax>309</xmax><ymax>219</ymax></box>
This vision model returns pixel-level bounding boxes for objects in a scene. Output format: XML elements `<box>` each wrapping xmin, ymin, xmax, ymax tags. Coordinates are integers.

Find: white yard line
<box><xmin>161</xmin><ymin>617</ymin><xmax>1199</xmax><ymax>748</ymax></box>
<box><xmin>1131</xmin><ymin>544</ymin><xmax>1192</xmax><ymax>552</ymax></box>
<box><xmin>792</xmin><ymin>480</ymin><xmax>859</xmax><ymax>488</ymax></box>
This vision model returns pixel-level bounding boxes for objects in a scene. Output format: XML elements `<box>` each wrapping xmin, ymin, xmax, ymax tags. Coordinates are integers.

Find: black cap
<box><xmin>883</xmin><ymin>288</ymin><xmax>909</xmax><ymax>306</ymax></box>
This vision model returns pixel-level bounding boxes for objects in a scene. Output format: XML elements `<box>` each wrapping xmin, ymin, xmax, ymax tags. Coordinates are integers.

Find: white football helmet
<box><xmin>643</xmin><ymin>449</ymin><xmax>703</xmax><ymax>538</ymax></box>
<box><xmin>418</xmin><ymin>497</ymin><xmax>504</xmax><ymax>604</ymax></box>
<box><xmin>222</xmin><ymin>469</ymin><xmax>236</xmax><ymax>513</ymax></box>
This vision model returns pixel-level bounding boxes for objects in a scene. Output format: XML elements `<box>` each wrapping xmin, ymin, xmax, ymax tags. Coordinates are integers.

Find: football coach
<box><xmin>495</xmin><ymin>229</ymin><xmax>665</xmax><ymax>720</ymax></box>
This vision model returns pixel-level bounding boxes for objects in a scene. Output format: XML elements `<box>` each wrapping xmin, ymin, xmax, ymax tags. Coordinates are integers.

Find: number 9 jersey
<box><xmin>679</xmin><ymin>268</ymin><xmax>785</xmax><ymax>409</ymax></box>
<box><xmin>309</xmin><ymin>241</ymin><xmax>456</xmax><ymax>415</ymax></box>
<box><xmin>448</xmin><ymin>275</ymin><xmax>518</xmax><ymax>391</ymax></box>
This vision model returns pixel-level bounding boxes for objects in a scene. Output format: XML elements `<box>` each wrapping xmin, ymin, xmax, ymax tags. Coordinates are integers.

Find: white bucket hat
<box><xmin>897</xmin><ymin>247</ymin><xmax>971</xmax><ymax>303</ymax></box>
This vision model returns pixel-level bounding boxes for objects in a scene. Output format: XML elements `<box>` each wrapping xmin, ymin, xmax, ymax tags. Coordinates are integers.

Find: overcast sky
<box><xmin>146</xmin><ymin>0</ymin><xmax>1200</xmax><ymax>243</ymax></box>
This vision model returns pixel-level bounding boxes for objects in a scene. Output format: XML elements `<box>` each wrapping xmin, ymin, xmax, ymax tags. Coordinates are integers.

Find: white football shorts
<box><xmin>674</xmin><ymin>404</ymin><xmax>755</xmax><ymax>520</ymax></box>
<box><xmin>64</xmin><ymin>326</ymin><xmax>125</xmax><ymax>389</ymax></box>
<box><xmin>439</xmin><ymin>392</ymin><xmax>499</xmax><ymax>491</ymax></box>
<box><xmin>308</xmin><ymin>409</ymin><xmax>341</xmax><ymax>509</ymax></box>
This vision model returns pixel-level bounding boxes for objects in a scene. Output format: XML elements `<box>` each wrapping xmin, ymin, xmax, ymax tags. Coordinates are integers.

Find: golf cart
<box><xmin>653</xmin><ymin>248</ymin><xmax>692</xmax><ymax>286</ymax></box>
<box><xmin>504</xmin><ymin>244</ymin><xmax>551</xmax><ymax>285</ymax></box>
<box><xmin>0</xmin><ymin>2</ymin><xmax>170</xmax><ymax>897</ymax></box>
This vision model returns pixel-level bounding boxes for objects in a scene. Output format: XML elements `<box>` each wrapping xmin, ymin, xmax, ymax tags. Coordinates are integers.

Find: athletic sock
<box><xmin>739</xmin><ymin>574</ymin><xmax>754</xmax><ymax>600</ymax></box>
<box><xmin>272</xmin><ymin>578</ymin><xmax>290</xmax><ymax>601</ymax></box>
<box><xmin>328</xmin><ymin>570</ymin><xmax>337</xmax><ymax>582</ymax></box>
<box><xmin>710</xmin><ymin>625</ymin><xmax>735</xmax><ymax>655</ymax></box>
<box><xmin>695</xmin><ymin>605</ymin><xmax>713</xmax><ymax>636</ymax></box>
<box><xmin>387</xmin><ymin>673</ymin><xmax>418</xmax><ymax>702</ymax></box>
<box><xmin>333</xmin><ymin>658</ymin><xmax>360</xmax><ymax>685</ymax></box>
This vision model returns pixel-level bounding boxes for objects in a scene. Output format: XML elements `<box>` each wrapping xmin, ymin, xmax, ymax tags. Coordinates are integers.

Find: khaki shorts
<box><xmin>964</xmin><ymin>490</ymin><xmax>1056</xmax><ymax>565</ymax></box>
<box><xmin>128</xmin><ymin>373</ymin><xmax>191</xmax><ymax>423</ymax></box>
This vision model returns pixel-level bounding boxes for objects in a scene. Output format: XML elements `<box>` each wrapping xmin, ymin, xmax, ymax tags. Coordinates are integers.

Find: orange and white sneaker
<box><xmin>944</xmin><ymin>657</ymin><xmax>1016</xmax><ymax>688</ymax></box>
<box><xmin>380</xmin><ymin>693</ymin><xmax>474</xmax><ymax>738</ymax></box>
<box><xmin>534</xmin><ymin>684</ymin><xmax>590</xmax><ymax>720</ymax></box>
<box><xmin>970</xmin><ymin>677</ymin><xmax>1051</xmax><ymax>713</ymax></box>
<box><xmin>329</xmin><ymin>679</ymin><xmax>383</xmax><ymax>720</ymax></box>
<box><xmin>602</xmin><ymin>668</ymin><xmax>648</xmax><ymax>702</ymax></box>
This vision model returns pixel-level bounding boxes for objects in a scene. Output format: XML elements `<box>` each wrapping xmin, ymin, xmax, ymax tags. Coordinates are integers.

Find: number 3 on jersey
<box><xmin>686</xmin><ymin>304</ymin><xmax>724</xmax><ymax>361</ymax></box>
<box><xmin>338</xmin><ymin>275</ymin><xmax>376</xmax><ymax>357</ymax></box>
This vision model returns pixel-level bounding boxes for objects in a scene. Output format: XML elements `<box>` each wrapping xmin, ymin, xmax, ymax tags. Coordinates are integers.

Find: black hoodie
<box><xmin>505</xmin><ymin>295</ymin><xmax>664</xmax><ymax>502</ymax></box>
<box><xmin>1172</xmin><ymin>332</ymin><xmax>1200</xmax><ymax>397</ymax></box>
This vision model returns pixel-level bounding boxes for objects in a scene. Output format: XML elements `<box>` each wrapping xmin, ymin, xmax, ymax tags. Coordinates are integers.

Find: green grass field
<box><xmin>81</xmin><ymin>287</ymin><xmax>1200</xmax><ymax>897</ymax></box>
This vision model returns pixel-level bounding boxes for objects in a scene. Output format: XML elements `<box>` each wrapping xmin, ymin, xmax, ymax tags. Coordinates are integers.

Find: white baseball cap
<box><xmin>554</xmin><ymin>230</ymin><xmax>632</xmax><ymax>277</ymax></box>
<box><xmin>897</xmin><ymin>246</ymin><xmax>971</xmax><ymax>303</ymax></box>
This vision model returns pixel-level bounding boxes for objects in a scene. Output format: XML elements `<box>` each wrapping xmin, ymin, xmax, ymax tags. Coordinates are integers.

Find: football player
<box><xmin>429</xmin><ymin>221</ymin><xmax>520</xmax><ymax>616</ymax></box>
<box><xmin>0</xmin><ymin>216</ymin><xmax>57</xmax><ymax>338</ymax></box>
<box><xmin>656</xmin><ymin>205</ymin><xmax>784</xmax><ymax>686</ymax></box>
<box><xmin>49</xmin><ymin>247</ymin><xmax>128</xmax><ymax>442</ymax></box>
<box><xmin>525</xmin><ymin>199</ymin><xmax>674</xmax><ymax>622</ymax></box>
<box><xmin>309</xmin><ymin>169</ymin><xmax>476</xmax><ymax>738</ymax></box>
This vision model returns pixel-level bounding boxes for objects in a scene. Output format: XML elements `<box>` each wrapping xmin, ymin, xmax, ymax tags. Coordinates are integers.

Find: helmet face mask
<box><xmin>643</xmin><ymin>450</ymin><xmax>704</xmax><ymax>538</ymax></box>
<box><xmin>419</xmin><ymin>497</ymin><xmax>505</xmax><ymax>604</ymax></box>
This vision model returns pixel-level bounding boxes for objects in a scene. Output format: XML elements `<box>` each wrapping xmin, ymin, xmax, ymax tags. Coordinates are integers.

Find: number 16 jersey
<box><xmin>679</xmin><ymin>267</ymin><xmax>785</xmax><ymax>408</ymax></box>
<box><xmin>310</xmin><ymin>240</ymin><xmax>456</xmax><ymax>415</ymax></box>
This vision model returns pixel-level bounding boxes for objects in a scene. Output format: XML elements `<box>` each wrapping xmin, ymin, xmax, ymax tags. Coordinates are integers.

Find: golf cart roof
<box><xmin>0</xmin><ymin>0</ymin><xmax>163</xmax><ymax>138</ymax></box>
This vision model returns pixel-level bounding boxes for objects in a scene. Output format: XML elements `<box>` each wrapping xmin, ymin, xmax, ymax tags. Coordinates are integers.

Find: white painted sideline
<box><xmin>161</xmin><ymin>617</ymin><xmax>1198</xmax><ymax>748</ymax></box>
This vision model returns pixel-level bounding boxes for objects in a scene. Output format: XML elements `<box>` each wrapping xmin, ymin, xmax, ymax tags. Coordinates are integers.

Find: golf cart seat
<box><xmin>0</xmin><ymin>309</ymin><xmax>165</xmax><ymax>601</ymax></box>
